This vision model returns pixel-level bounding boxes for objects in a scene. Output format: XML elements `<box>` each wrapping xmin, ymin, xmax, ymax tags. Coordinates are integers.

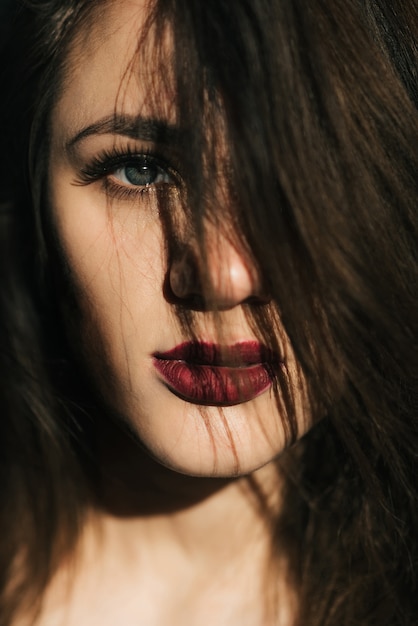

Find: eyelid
<box><xmin>73</xmin><ymin>144</ymin><xmax>183</xmax><ymax>201</ymax></box>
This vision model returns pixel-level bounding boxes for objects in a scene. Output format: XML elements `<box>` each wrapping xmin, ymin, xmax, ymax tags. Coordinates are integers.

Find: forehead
<box><xmin>52</xmin><ymin>0</ymin><xmax>175</xmax><ymax>142</ymax></box>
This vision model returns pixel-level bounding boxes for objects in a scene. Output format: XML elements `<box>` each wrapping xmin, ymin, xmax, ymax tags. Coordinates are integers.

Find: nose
<box><xmin>169</xmin><ymin>230</ymin><xmax>267</xmax><ymax>309</ymax></box>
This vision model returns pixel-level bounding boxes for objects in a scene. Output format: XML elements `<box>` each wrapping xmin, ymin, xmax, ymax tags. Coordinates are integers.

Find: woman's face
<box><xmin>48</xmin><ymin>0</ymin><xmax>310</xmax><ymax>476</ymax></box>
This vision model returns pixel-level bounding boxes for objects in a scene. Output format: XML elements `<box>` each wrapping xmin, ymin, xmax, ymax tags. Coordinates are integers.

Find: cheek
<box><xmin>49</xmin><ymin>178</ymin><xmax>167</xmax><ymax>381</ymax></box>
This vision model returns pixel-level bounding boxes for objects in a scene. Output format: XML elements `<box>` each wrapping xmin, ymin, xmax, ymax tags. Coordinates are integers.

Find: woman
<box><xmin>0</xmin><ymin>0</ymin><xmax>417</xmax><ymax>624</ymax></box>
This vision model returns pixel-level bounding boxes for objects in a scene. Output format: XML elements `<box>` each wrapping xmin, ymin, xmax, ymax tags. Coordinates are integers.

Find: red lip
<box><xmin>153</xmin><ymin>341</ymin><xmax>278</xmax><ymax>406</ymax></box>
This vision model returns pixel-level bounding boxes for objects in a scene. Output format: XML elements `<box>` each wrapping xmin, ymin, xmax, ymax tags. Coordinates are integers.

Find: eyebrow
<box><xmin>66</xmin><ymin>114</ymin><xmax>183</xmax><ymax>151</ymax></box>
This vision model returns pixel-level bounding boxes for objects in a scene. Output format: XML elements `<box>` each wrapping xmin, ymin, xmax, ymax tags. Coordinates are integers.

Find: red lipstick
<box><xmin>153</xmin><ymin>342</ymin><xmax>278</xmax><ymax>406</ymax></box>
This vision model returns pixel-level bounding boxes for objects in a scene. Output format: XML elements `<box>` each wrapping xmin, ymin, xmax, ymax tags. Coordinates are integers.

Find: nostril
<box><xmin>169</xmin><ymin>249</ymin><xmax>203</xmax><ymax>300</ymax></box>
<box><xmin>243</xmin><ymin>293</ymin><xmax>271</xmax><ymax>306</ymax></box>
<box><xmin>170</xmin><ymin>262</ymin><xmax>193</xmax><ymax>298</ymax></box>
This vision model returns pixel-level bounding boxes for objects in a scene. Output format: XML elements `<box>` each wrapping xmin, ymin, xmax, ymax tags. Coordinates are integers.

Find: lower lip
<box><xmin>153</xmin><ymin>359</ymin><xmax>272</xmax><ymax>406</ymax></box>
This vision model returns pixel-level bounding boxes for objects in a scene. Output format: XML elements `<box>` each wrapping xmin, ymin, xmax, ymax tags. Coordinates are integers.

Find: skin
<box><xmin>49</xmin><ymin>0</ymin><xmax>309</xmax><ymax>480</ymax></box>
<box><xmin>42</xmin><ymin>0</ymin><xmax>308</xmax><ymax>623</ymax></box>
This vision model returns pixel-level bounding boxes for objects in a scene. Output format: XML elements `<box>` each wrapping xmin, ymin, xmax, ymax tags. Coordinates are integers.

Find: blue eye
<box><xmin>113</xmin><ymin>159</ymin><xmax>171</xmax><ymax>187</ymax></box>
<box><xmin>76</xmin><ymin>149</ymin><xmax>178</xmax><ymax>201</ymax></box>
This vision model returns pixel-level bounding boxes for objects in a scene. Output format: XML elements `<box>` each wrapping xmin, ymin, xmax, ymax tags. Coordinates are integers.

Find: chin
<box><xmin>115</xmin><ymin>383</ymin><xmax>296</xmax><ymax>478</ymax></box>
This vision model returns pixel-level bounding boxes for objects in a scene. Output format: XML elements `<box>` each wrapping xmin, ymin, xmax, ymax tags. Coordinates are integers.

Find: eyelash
<box><xmin>75</xmin><ymin>146</ymin><xmax>180</xmax><ymax>201</ymax></box>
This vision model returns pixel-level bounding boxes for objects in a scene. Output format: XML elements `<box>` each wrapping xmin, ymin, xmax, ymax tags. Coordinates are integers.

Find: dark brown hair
<box><xmin>0</xmin><ymin>0</ymin><xmax>417</xmax><ymax>624</ymax></box>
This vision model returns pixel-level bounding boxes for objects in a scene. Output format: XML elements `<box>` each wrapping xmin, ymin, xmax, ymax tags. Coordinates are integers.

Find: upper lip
<box><xmin>153</xmin><ymin>341</ymin><xmax>279</xmax><ymax>367</ymax></box>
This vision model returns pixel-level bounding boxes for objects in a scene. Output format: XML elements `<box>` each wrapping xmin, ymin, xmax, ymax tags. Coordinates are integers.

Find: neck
<box><xmin>44</xmin><ymin>415</ymin><xmax>295</xmax><ymax>626</ymax></box>
<box><xmin>93</xmin><ymin>416</ymin><xmax>282</xmax><ymax>559</ymax></box>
